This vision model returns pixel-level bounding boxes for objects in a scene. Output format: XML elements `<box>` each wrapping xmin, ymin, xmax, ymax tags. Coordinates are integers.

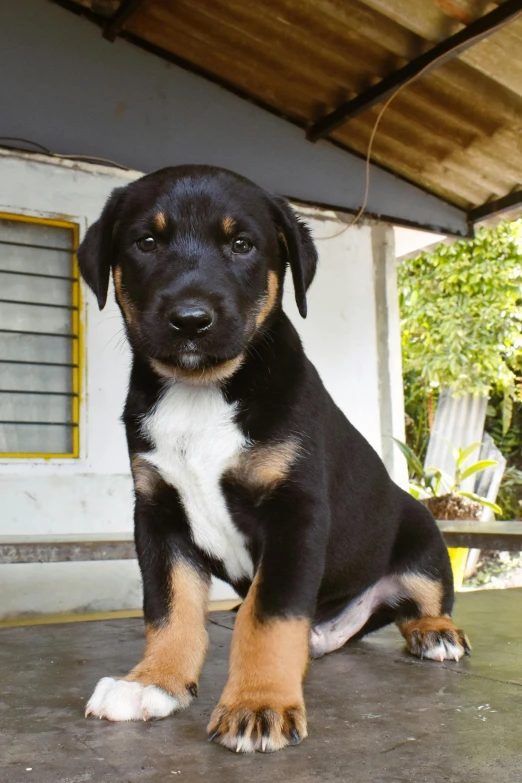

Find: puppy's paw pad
<box><xmin>208</xmin><ymin>704</ymin><xmax>307</xmax><ymax>753</ymax></box>
<box><xmin>85</xmin><ymin>677</ymin><xmax>185</xmax><ymax>721</ymax></box>
<box><xmin>407</xmin><ymin>626</ymin><xmax>471</xmax><ymax>662</ymax></box>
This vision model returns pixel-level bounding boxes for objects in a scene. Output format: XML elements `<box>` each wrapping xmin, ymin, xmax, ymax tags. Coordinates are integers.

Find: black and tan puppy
<box><xmin>79</xmin><ymin>165</ymin><xmax>469</xmax><ymax>753</ymax></box>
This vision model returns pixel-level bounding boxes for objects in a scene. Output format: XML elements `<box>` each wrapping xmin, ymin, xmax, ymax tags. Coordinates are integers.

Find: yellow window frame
<box><xmin>0</xmin><ymin>211</ymin><xmax>82</xmax><ymax>459</ymax></box>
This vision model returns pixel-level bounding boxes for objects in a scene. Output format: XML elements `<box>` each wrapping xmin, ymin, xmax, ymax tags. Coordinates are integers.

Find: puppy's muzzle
<box><xmin>168</xmin><ymin>300</ymin><xmax>216</xmax><ymax>337</ymax></box>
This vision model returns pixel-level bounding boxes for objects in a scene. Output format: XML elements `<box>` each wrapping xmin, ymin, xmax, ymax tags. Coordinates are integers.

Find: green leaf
<box><xmin>426</xmin><ymin>466</ymin><xmax>452</xmax><ymax>495</ymax></box>
<box><xmin>459</xmin><ymin>459</ymin><xmax>498</xmax><ymax>481</ymax></box>
<box><xmin>392</xmin><ymin>438</ymin><xmax>424</xmax><ymax>478</ymax></box>
<box><xmin>398</xmin><ymin>219</ymin><xmax>522</xmax><ymax>399</ymax></box>
<box><xmin>410</xmin><ymin>481</ymin><xmax>433</xmax><ymax>498</ymax></box>
<box><xmin>456</xmin><ymin>442</ymin><xmax>481</xmax><ymax>467</ymax></box>
<box><xmin>458</xmin><ymin>490</ymin><xmax>502</xmax><ymax>515</ymax></box>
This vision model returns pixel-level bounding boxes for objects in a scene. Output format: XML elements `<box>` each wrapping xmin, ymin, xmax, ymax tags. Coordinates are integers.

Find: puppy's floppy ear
<box><xmin>77</xmin><ymin>187</ymin><xmax>125</xmax><ymax>310</ymax></box>
<box><xmin>271</xmin><ymin>197</ymin><xmax>318</xmax><ymax>318</ymax></box>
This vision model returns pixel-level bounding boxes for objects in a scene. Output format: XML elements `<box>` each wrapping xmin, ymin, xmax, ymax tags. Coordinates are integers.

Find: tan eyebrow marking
<box><xmin>222</xmin><ymin>216</ymin><xmax>236</xmax><ymax>235</ymax></box>
<box><xmin>153</xmin><ymin>211</ymin><xmax>167</xmax><ymax>231</ymax></box>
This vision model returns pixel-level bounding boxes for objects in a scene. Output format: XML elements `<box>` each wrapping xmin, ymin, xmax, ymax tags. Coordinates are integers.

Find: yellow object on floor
<box><xmin>449</xmin><ymin>547</ymin><xmax>469</xmax><ymax>591</ymax></box>
<box><xmin>0</xmin><ymin>599</ymin><xmax>241</xmax><ymax>629</ymax></box>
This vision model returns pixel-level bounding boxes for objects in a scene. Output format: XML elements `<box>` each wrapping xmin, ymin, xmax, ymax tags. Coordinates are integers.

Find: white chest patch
<box><xmin>140</xmin><ymin>381</ymin><xmax>253</xmax><ymax>582</ymax></box>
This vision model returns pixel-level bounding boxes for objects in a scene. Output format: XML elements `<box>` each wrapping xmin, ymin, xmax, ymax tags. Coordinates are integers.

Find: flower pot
<box><xmin>420</xmin><ymin>493</ymin><xmax>482</xmax><ymax>521</ymax></box>
<box><xmin>420</xmin><ymin>493</ymin><xmax>482</xmax><ymax>589</ymax></box>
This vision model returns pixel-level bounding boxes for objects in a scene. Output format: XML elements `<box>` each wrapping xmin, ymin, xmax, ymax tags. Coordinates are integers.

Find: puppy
<box><xmin>78</xmin><ymin>165</ymin><xmax>469</xmax><ymax>753</ymax></box>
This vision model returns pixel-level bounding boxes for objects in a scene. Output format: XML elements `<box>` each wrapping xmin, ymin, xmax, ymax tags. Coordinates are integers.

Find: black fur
<box><xmin>79</xmin><ymin>165</ymin><xmax>454</xmax><ymax>638</ymax></box>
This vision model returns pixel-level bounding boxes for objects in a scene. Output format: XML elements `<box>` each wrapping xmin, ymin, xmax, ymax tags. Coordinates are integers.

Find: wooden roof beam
<box><xmin>468</xmin><ymin>189</ymin><xmax>522</xmax><ymax>223</ymax></box>
<box><xmin>103</xmin><ymin>0</ymin><xmax>144</xmax><ymax>43</ymax></box>
<box><xmin>307</xmin><ymin>0</ymin><xmax>522</xmax><ymax>142</ymax></box>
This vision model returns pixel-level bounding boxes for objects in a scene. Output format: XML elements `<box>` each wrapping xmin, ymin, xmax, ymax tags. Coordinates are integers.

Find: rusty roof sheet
<box><xmin>66</xmin><ymin>0</ymin><xmax>522</xmax><ymax>218</ymax></box>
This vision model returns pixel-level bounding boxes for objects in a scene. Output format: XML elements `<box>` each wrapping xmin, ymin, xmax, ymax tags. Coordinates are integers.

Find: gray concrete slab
<box><xmin>1</xmin><ymin>589</ymin><xmax>522</xmax><ymax>783</ymax></box>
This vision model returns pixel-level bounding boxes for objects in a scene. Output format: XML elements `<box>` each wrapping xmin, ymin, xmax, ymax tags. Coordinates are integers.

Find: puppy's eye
<box><xmin>136</xmin><ymin>236</ymin><xmax>157</xmax><ymax>252</ymax></box>
<box><xmin>231</xmin><ymin>237</ymin><xmax>253</xmax><ymax>255</ymax></box>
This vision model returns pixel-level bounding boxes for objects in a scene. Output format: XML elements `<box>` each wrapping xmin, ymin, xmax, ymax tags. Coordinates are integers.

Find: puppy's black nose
<box><xmin>168</xmin><ymin>303</ymin><xmax>215</xmax><ymax>334</ymax></box>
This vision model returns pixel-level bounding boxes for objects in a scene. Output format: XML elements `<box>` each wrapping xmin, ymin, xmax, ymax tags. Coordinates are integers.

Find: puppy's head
<box><xmin>78</xmin><ymin>165</ymin><xmax>317</xmax><ymax>383</ymax></box>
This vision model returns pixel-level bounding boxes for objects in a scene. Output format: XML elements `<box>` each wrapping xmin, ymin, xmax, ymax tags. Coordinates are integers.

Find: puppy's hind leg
<box><xmin>394</xmin><ymin>511</ymin><xmax>471</xmax><ymax>662</ymax></box>
<box><xmin>396</xmin><ymin>572</ymin><xmax>471</xmax><ymax>662</ymax></box>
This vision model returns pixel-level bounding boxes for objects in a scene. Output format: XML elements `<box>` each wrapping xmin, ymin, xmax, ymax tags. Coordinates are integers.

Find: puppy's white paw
<box><xmin>402</xmin><ymin>620</ymin><xmax>471</xmax><ymax>663</ymax></box>
<box><xmin>85</xmin><ymin>677</ymin><xmax>184</xmax><ymax>721</ymax></box>
<box><xmin>421</xmin><ymin>638</ymin><xmax>466</xmax><ymax>663</ymax></box>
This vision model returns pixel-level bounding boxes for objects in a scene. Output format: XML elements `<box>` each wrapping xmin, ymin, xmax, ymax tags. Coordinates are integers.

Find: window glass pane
<box><xmin>0</xmin><ymin>219</ymin><xmax>73</xmax><ymax>250</ymax></box>
<box><xmin>0</xmin><ymin>243</ymin><xmax>72</xmax><ymax>278</ymax></box>
<box><xmin>0</xmin><ymin>363</ymin><xmax>71</xmax><ymax>393</ymax></box>
<box><xmin>0</xmin><ymin>300</ymin><xmax>72</xmax><ymax>334</ymax></box>
<box><xmin>0</xmin><ymin>272</ymin><xmax>71</xmax><ymax>307</ymax></box>
<box><xmin>0</xmin><ymin>392</ymin><xmax>72</xmax><ymax>423</ymax></box>
<box><xmin>0</xmin><ymin>423</ymin><xmax>71</xmax><ymax>454</ymax></box>
<box><xmin>0</xmin><ymin>216</ymin><xmax>78</xmax><ymax>456</ymax></box>
<box><xmin>0</xmin><ymin>333</ymin><xmax>72</xmax><ymax>364</ymax></box>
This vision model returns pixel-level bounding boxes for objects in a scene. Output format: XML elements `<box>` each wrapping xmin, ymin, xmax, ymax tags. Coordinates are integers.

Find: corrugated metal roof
<box><xmin>66</xmin><ymin>0</ymin><xmax>522</xmax><ymax>218</ymax></box>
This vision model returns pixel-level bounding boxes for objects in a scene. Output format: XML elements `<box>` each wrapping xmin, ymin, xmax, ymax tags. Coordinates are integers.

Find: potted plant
<box><xmin>393</xmin><ymin>439</ymin><xmax>501</xmax><ymax>519</ymax></box>
<box><xmin>393</xmin><ymin>440</ymin><xmax>502</xmax><ymax>588</ymax></box>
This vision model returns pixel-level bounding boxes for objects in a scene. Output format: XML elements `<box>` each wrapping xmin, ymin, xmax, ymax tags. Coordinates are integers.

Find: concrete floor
<box><xmin>2</xmin><ymin>589</ymin><xmax>522</xmax><ymax>783</ymax></box>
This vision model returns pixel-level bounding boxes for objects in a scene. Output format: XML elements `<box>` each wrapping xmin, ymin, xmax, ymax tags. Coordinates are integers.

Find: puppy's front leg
<box><xmin>208</xmin><ymin>576</ymin><xmax>309</xmax><ymax>752</ymax></box>
<box><xmin>208</xmin><ymin>493</ymin><xmax>326</xmax><ymax>752</ymax></box>
<box><xmin>86</xmin><ymin>491</ymin><xmax>210</xmax><ymax>722</ymax></box>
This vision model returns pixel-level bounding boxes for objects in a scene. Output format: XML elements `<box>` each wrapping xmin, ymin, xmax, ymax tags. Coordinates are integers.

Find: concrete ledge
<box><xmin>3</xmin><ymin>521</ymin><xmax>522</xmax><ymax>566</ymax></box>
<box><xmin>437</xmin><ymin>520</ymin><xmax>522</xmax><ymax>551</ymax></box>
<box><xmin>0</xmin><ymin>533</ymin><xmax>135</xmax><ymax>564</ymax></box>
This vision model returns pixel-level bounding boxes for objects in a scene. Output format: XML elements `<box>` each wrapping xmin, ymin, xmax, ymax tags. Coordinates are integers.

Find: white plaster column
<box><xmin>371</xmin><ymin>224</ymin><xmax>408</xmax><ymax>488</ymax></box>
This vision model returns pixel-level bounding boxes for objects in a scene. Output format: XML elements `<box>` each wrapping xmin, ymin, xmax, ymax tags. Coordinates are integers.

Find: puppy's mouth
<box><xmin>151</xmin><ymin>341</ymin><xmax>242</xmax><ymax>372</ymax></box>
<box><xmin>156</xmin><ymin>339</ymin><xmax>202</xmax><ymax>370</ymax></box>
<box><xmin>135</xmin><ymin>316</ymin><xmax>254</xmax><ymax>374</ymax></box>
<box><xmin>178</xmin><ymin>351</ymin><xmax>203</xmax><ymax>370</ymax></box>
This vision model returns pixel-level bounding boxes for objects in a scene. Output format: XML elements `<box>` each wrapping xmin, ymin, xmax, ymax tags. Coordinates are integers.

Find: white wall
<box><xmin>285</xmin><ymin>208</ymin><xmax>406</xmax><ymax>474</ymax></box>
<box><xmin>394</xmin><ymin>226</ymin><xmax>447</xmax><ymax>261</ymax></box>
<box><xmin>0</xmin><ymin>151</ymin><xmax>136</xmax><ymax>539</ymax></box>
<box><xmin>0</xmin><ymin>152</ymin><xmax>404</xmax><ymax>618</ymax></box>
<box><xmin>285</xmin><ymin>208</ymin><xmax>381</xmax><ymax>452</ymax></box>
